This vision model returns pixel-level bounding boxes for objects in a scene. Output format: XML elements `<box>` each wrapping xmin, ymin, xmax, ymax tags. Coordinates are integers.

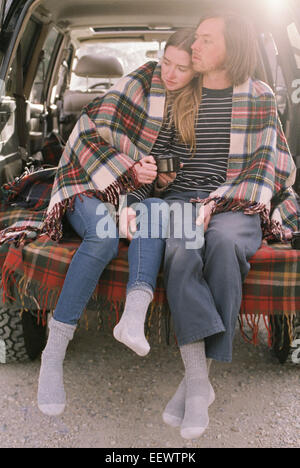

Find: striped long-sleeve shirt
<box><xmin>126</xmin><ymin>86</ymin><xmax>233</xmax><ymax>206</ymax></box>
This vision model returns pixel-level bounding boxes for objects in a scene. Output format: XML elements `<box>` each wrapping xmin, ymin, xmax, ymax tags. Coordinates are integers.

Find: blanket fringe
<box><xmin>0</xmin><ymin>244</ymin><xmax>295</xmax><ymax>349</ymax></box>
<box><xmin>191</xmin><ymin>196</ymin><xmax>288</xmax><ymax>242</ymax></box>
<box><xmin>0</xmin><ymin>165</ymin><xmax>139</xmax><ymax>246</ymax></box>
<box><xmin>42</xmin><ymin>168</ymin><xmax>139</xmax><ymax>242</ymax></box>
<box><xmin>1</xmin><ymin>268</ymin><xmax>173</xmax><ymax>343</ymax></box>
<box><xmin>0</xmin><ymin>226</ymin><xmax>40</xmax><ymax>247</ymax></box>
<box><xmin>238</xmin><ymin>310</ymin><xmax>295</xmax><ymax>348</ymax></box>
<box><xmin>1</xmin><ymin>262</ymin><xmax>295</xmax><ymax>348</ymax></box>
<box><xmin>1</xmin><ymin>264</ymin><xmax>62</xmax><ymax>314</ymax></box>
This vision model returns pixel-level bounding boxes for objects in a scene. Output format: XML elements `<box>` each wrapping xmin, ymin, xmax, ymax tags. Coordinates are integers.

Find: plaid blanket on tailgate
<box><xmin>1</xmin><ymin>206</ymin><xmax>299</xmax><ymax>345</ymax></box>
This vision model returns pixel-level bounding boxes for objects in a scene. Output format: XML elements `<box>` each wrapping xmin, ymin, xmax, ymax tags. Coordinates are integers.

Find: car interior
<box><xmin>0</xmin><ymin>0</ymin><xmax>300</xmax><ymax>189</ymax></box>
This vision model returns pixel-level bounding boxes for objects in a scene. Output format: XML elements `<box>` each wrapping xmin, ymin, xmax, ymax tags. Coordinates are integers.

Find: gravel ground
<box><xmin>0</xmin><ymin>317</ymin><xmax>299</xmax><ymax>449</ymax></box>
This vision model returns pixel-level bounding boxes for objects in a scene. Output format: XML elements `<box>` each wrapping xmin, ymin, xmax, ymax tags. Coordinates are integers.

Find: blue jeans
<box><xmin>162</xmin><ymin>190</ymin><xmax>262</xmax><ymax>362</ymax></box>
<box><xmin>54</xmin><ymin>195</ymin><xmax>169</xmax><ymax>325</ymax></box>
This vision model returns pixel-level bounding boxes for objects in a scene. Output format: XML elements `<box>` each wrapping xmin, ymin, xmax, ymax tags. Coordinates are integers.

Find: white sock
<box><xmin>113</xmin><ymin>287</ymin><xmax>153</xmax><ymax>356</ymax></box>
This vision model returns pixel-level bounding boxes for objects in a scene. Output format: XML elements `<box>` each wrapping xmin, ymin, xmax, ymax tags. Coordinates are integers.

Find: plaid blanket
<box><xmin>0</xmin><ymin>171</ymin><xmax>54</xmax><ymax>244</ymax></box>
<box><xmin>192</xmin><ymin>79</ymin><xmax>299</xmax><ymax>240</ymax></box>
<box><xmin>239</xmin><ymin>242</ymin><xmax>300</xmax><ymax>345</ymax></box>
<box><xmin>43</xmin><ymin>61</ymin><xmax>166</xmax><ymax>241</ymax></box>
<box><xmin>0</xmin><ymin>64</ymin><xmax>299</xmax><ymax>346</ymax></box>
<box><xmin>0</xmin><ymin>179</ymin><xmax>53</xmax><ymax>244</ymax></box>
<box><xmin>1</xmin><ymin>68</ymin><xmax>298</xmax><ymax>245</ymax></box>
<box><xmin>0</xmin><ymin>226</ymin><xmax>299</xmax><ymax>345</ymax></box>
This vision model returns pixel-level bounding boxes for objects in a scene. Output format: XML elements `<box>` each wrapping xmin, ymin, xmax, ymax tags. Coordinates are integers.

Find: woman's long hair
<box><xmin>163</xmin><ymin>29</ymin><xmax>201</xmax><ymax>154</ymax></box>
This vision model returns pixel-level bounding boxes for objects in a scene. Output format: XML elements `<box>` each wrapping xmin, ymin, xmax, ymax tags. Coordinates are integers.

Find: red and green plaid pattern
<box><xmin>192</xmin><ymin>79</ymin><xmax>298</xmax><ymax>239</ymax></box>
<box><xmin>1</xmin><ymin>229</ymin><xmax>299</xmax><ymax>345</ymax></box>
<box><xmin>240</xmin><ymin>242</ymin><xmax>300</xmax><ymax>344</ymax></box>
<box><xmin>0</xmin><ymin>66</ymin><xmax>299</xmax><ymax>346</ymax></box>
<box><xmin>0</xmin><ymin>181</ymin><xmax>52</xmax><ymax>244</ymax></box>
<box><xmin>43</xmin><ymin>61</ymin><xmax>166</xmax><ymax>241</ymax></box>
<box><xmin>0</xmin><ymin>70</ymin><xmax>298</xmax><ymax>245</ymax></box>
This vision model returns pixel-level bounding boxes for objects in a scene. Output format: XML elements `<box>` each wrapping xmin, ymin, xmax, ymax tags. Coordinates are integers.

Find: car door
<box><xmin>0</xmin><ymin>0</ymin><xmax>66</xmax><ymax>184</ymax></box>
<box><xmin>0</xmin><ymin>1</ymin><xmax>36</xmax><ymax>183</ymax></box>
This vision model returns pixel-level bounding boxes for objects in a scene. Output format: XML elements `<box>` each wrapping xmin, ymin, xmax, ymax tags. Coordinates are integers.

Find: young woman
<box><xmin>37</xmin><ymin>29</ymin><xmax>198</xmax><ymax>417</ymax></box>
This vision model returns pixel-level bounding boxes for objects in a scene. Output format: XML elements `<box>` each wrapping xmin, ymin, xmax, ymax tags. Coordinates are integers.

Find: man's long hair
<box><xmin>164</xmin><ymin>14</ymin><xmax>257</xmax><ymax>154</ymax></box>
<box><xmin>198</xmin><ymin>10</ymin><xmax>258</xmax><ymax>86</ymax></box>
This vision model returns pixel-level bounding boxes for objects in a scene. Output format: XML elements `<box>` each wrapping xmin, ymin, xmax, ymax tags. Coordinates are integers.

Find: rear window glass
<box><xmin>69</xmin><ymin>41</ymin><xmax>164</xmax><ymax>91</ymax></box>
<box><xmin>1</xmin><ymin>0</ymin><xmax>13</xmax><ymax>22</ymax></box>
<box><xmin>287</xmin><ymin>22</ymin><xmax>300</xmax><ymax>69</ymax></box>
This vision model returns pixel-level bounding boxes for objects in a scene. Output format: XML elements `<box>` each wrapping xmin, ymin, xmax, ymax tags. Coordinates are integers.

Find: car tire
<box><xmin>0</xmin><ymin>308</ymin><xmax>47</xmax><ymax>364</ymax></box>
<box><xmin>270</xmin><ymin>315</ymin><xmax>295</xmax><ymax>364</ymax></box>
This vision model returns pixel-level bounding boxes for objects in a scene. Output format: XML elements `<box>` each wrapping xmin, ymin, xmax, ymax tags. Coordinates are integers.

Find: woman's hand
<box><xmin>156</xmin><ymin>172</ymin><xmax>177</xmax><ymax>188</ymax></box>
<box><xmin>119</xmin><ymin>206</ymin><xmax>137</xmax><ymax>241</ymax></box>
<box><xmin>156</xmin><ymin>163</ymin><xmax>184</xmax><ymax>188</ymax></box>
<box><xmin>134</xmin><ymin>156</ymin><xmax>157</xmax><ymax>185</ymax></box>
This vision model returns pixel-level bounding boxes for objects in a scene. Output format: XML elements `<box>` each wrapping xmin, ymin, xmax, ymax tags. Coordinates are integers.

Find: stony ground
<box><xmin>0</xmin><ymin>318</ymin><xmax>299</xmax><ymax>448</ymax></box>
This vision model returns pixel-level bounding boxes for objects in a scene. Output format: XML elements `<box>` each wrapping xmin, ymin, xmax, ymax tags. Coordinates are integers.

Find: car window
<box><xmin>69</xmin><ymin>41</ymin><xmax>164</xmax><ymax>91</ymax></box>
<box><xmin>287</xmin><ymin>22</ymin><xmax>300</xmax><ymax>69</ymax></box>
<box><xmin>30</xmin><ymin>27</ymin><xmax>60</xmax><ymax>103</ymax></box>
<box><xmin>3</xmin><ymin>16</ymin><xmax>41</xmax><ymax>99</ymax></box>
<box><xmin>259</xmin><ymin>31</ymin><xmax>289</xmax><ymax>121</ymax></box>
<box><xmin>0</xmin><ymin>0</ymin><xmax>13</xmax><ymax>27</ymax></box>
<box><xmin>3</xmin><ymin>0</ymin><xmax>13</xmax><ymax>18</ymax></box>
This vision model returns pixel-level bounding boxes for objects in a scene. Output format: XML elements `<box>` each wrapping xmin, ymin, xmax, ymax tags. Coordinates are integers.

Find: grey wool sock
<box><xmin>38</xmin><ymin>317</ymin><xmax>76</xmax><ymax>416</ymax></box>
<box><xmin>179</xmin><ymin>341</ymin><xmax>212</xmax><ymax>439</ymax></box>
<box><xmin>113</xmin><ymin>287</ymin><xmax>153</xmax><ymax>356</ymax></box>
<box><xmin>162</xmin><ymin>377</ymin><xmax>186</xmax><ymax>427</ymax></box>
<box><xmin>162</xmin><ymin>359</ymin><xmax>215</xmax><ymax>428</ymax></box>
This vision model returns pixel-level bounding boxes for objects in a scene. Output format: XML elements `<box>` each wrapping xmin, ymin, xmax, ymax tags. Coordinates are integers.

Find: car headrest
<box><xmin>74</xmin><ymin>55</ymin><xmax>124</xmax><ymax>78</ymax></box>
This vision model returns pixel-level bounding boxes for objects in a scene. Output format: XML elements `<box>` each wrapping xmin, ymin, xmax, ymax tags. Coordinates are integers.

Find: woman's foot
<box><xmin>113</xmin><ymin>288</ymin><xmax>152</xmax><ymax>356</ymax></box>
<box><xmin>37</xmin><ymin>318</ymin><xmax>76</xmax><ymax>416</ymax></box>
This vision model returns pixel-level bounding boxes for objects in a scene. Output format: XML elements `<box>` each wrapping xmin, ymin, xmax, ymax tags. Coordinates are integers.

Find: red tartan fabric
<box><xmin>239</xmin><ymin>242</ymin><xmax>300</xmax><ymax>344</ymax></box>
<box><xmin>1</xmin><ymin>234</ymin><xmax>299</xmax><ymax>345</ymax></box>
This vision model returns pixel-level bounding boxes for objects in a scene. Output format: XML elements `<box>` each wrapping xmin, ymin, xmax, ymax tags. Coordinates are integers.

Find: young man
<box><xmin>158</xmin><ymin>12</ymin><xmax>298</xmax><ymax>439</ymax></box>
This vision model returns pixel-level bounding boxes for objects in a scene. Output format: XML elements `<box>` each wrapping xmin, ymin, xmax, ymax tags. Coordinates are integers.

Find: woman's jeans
<box><xmin>54</xmin><ymin>195</ymin><xmax>169</xmax><ymax>325</ymax></box>
<box><xmin>162</xmin><ymin>190</ymin><xmax>263</xmax><ymax>363</ymax></box>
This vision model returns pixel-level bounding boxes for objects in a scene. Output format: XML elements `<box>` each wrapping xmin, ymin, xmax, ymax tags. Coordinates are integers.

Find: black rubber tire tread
<box><xmin>0</xmin><ymin>308</ymin><xmax>28</xmax><ymax>363</ymax></box>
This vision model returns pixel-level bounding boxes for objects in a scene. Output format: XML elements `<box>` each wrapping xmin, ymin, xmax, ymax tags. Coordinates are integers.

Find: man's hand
<box><xmin>119</xmin><ymin>206</ymin><xmax>137</xmax><ymax>241</ymax></box>
<box><xmin>134</xmin><ymin>156</ymin><xmax>157</xmax><ymax>185</ymax></box>
<box><xmin>196</xmin><ymin>200</ymin><xmax>216</xmax><ymax>232</ymax></box>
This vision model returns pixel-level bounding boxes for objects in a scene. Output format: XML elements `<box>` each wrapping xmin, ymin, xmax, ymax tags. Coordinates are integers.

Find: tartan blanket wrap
<box><xmin>0</xmin><ymin>61</ymin><xmax>165</xmax><ymax>245</ymax></box>
<box><xmin>192</xmin><ymin>79</ymin><xmax>298</xmax><ymax>240</ymax></box>
<box><xmin>1</xmin><ymin>233</ymin><xmax>299</xmax><ymax>345</ymax></box>
<box><xmin>43</xmin><ymin>60</ymin><xmax>166</xmax><ymax>242</ymax></box>
<box><xmin>0</xmin><ymin>73</ymin><xmax>298</xmax><ymax>246</ymax></box>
